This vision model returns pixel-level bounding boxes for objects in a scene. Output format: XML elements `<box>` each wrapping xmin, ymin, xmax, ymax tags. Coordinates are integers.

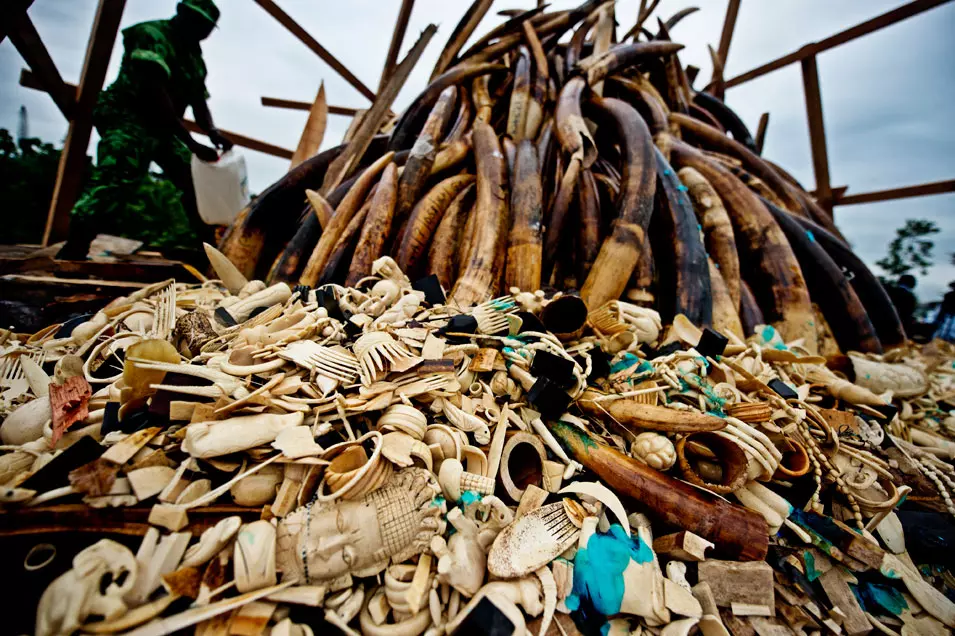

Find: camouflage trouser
<box><xmin>63</xmin><ymin>120</ymin><xmax>210</xmax><ymax>258</ymax></box>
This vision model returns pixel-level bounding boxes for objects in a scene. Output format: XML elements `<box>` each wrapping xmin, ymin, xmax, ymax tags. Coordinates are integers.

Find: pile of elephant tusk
<box><xmin>5</xmin><ymin>2</ymin><xmax>955</xmax><ymax>635</ymax></box>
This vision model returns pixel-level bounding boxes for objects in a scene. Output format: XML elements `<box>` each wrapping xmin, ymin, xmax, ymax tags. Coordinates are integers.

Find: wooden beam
<box><xmin>835</xmin><ymin>179</ymin><xmax>955</xmax><ymax>206</ymax></box>
<box><xmin>42</xmin><ymin>0</ymin><xmax>126</xmax><ymax>246</ymax></box>
<box><xmin>183</xmin><ymin>120</ymin><xmax>293</xmax><ymax>159</ymax></box>
<box><xmin>19</xmin><ymin>70</ymin><xmax>294</xmax><ymax>159</ymax></box>
<box><xmin>320</xmin><ymin>24</ymin><xmax>436</xmax><ymax>196</ymax></box>
<box><xmin>810</xmin><ymin>185</ymin><xmax>848</xmax><ymax>202</ymax></box>
<box><xmin>0</xmin><ymin>0</ymin><xmax>36</xmax><ymax>46</ymax></box>
<box><xmin>0</xmin><ymin>503</ymin><xmax>259</xmax><ymax>537</ymax></box>
<box><xmin>260</xmin><ymin>95</ymin><xmax>359</xmax><ymax>116</ymax></box>
<box><xmin>8</xmin><ymin>12</ymin><xmax>75</xmax><ymax>118</ymax></box>
<box><xmin>716</xmin><ymin>0</ymin><xmax>741</xmax><ymax>67</ymax></box>
<box><xmin>252</xmin><ymin>0</ymin><xmax>376</xmax><ymax>102</ymax></box>
<box><xmin>726</xmin><ymin>0</ymin><xmax>955</xmax><ymax>88</ymax></box>
<box><xmin>800</xmin><ymin>55</ymin><xmax>832</xmax><ymax>213</ymax></box>
<box><xmin>0</xmin><ymin>256</ymin><xmax>199</xmax><ymax>283</ymax></box>
<box><xmin>754</xmin><ymin>112</ymin><xmax>769</xmax><ymax>154</ymax></box>
<box><xmin>378</xmin><ymin>0</ymin><xmax>415</xmax><ymax>93</ymax></box>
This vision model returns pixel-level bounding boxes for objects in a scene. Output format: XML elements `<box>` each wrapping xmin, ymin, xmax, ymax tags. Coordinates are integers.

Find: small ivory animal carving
<box><xmin>275</xmin><ymin>468</ymin><xmax>445</xmax><ymax>583</ymax></box>
<box><xmin>183</xmin><ymin>412</ymin><xmax>304</xmax><ymax>458</ymax></box>
<box><xmin>433</xmin><ymin>495</ymin><xmax>513</xmax><ymax>596</ymax></box>
<box><xmin>35</xmin><ymin>539</ymin><xmax>138</xmax><ymax>636</ymax></box>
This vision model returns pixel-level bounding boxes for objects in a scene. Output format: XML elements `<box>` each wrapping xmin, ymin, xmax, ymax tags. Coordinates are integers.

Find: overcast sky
<box><xmin>2</xmin><ymin>0</ymin><xmax>953</xmax><ymax>300</ymax></box>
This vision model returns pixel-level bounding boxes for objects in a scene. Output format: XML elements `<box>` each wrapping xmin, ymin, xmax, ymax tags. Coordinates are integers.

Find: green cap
<box><xmin>179</xmin><ymin>0</ymin><xmax>219</xmax><ymax>25</ymax></box>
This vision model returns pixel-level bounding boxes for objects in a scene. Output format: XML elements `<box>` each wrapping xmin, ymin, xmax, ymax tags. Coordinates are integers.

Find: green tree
<box><xmin>0</xmin><ymin>128</ymin><xmax>197</xmax><ymax>252</ymax></box>
<box><xmin>876</xmin><ymin>218</ymin><xmax>940</xmax><ymax>279</ymax></box>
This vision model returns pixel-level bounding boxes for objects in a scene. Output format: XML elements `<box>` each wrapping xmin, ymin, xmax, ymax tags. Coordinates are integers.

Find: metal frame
<box><xmin>720</xmin><ymin>0</ymin><xmax>955</xmax><ymax>211</ymax></box>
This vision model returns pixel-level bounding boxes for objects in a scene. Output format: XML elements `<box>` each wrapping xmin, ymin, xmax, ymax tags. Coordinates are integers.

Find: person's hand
<box><xmin>208</xmin><ymin>128</ymin><xmax>234</xmax><ymax>151</ymax></box>
<box><xmin>192</xmin><ymin>143</ymin><xmax>219</xmax><ymax>162</ymax></box>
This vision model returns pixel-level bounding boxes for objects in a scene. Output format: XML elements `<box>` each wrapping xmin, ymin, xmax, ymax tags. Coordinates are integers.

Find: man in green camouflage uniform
<box><xmin>61</xmin><ymin>0</ymin><xmax>232</xmax><ymax>259</ymax></box>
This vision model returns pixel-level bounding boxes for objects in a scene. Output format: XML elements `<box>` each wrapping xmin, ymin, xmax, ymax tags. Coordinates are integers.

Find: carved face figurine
<box><xmin>276</xmin><ymin>468</ymin><xmax>445</xmax><ymax>583</ymax></box>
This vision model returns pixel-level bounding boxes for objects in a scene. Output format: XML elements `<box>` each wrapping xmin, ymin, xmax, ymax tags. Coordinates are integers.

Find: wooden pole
<box><xmin>836</xmin><ymin>179</ymin><xmax>955</xmax><ymax>206</ymax></box>
<box><xmin>726</xmin><ymin>0</ymin><xmax>954</xmax><ymax>89</ymax></box>
<box><xmin>182</xmin><ymin>120</ymin><xmax>294</xmax><ymax>160</ymax></box>
<box><xmin>251</xmin><ymin>0</ymin><xmax>376</xmax><ymax>102</ymax></box>
<box><xmin>716</xmin><ymin>0</ymin><xmax>741</xmax><ymax>67</ymax></box>
<box><xmin>320</xmin><ymin>24</ymin><xmax>436</xmax><ymax>195</ymax></box>
<box><xmin>8</xmin><ymin>14</ymin><xmax>75</xmax><ymax>118</ymax></box>
<box><xmin>19</xmin><ymin>69</ymin><xmax>295</xmax><ymax>160</ymax></box>
<box><xmin>378</xmin><ymin>0</ymin><xmax>415</xmax><ymax>93</ymax></box>
<box><xmin>800</xmin><ymin>54</ymin><xmax>832</xmax><ymax>215</ymax></box>
<box><xmin>260</xmin><ymin>96</ymin><xmax>358</xmax><ymax>116</ymax></box>
<box><xmin>42</xmin><ymin>0</ymin><xmax>126</xmax><ymax>246</ymax></box>
<box><xmin>0</xmin><ymin>0</ymin><xmax>35</xmax><ymax>45</ymax></box>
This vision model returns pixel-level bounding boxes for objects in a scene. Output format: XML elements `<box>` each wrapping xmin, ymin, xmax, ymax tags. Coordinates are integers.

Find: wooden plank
<box><xmin>0</xmin><ymin>0</ymin><xmax>35</xmax><ymax>45</ymax></box>
<box><xmin>754</xmin><ymin>112</ymin><xmax>769</xmax><ymax>154</ymax></box>
<box><xmin>18</xmin><ymin>70</ymin><xmax>294</xmax><ymax>160</ymax></box>
<box><xmin>716</xmin><ymin>0</ymin><xmax>741</xmax><ymax>67</ymax></box>
<box><xmin>378</xmin><ymin>0</ymin><xmax>416</xmax><ymax>92</ymax></box>
<box><xmin>252</xmin><ymin>0</ymin><xmax>376</xmax><ymax>102</ymax></box>
<box><xmin>8</xmin><ymin>14</ymin><xmax>75</xmax><ymax>118</ymax></box>
<box><xmin>818</xmin><ymin>569</ymin><xmax>870</xmax><ymax>636</ymax></box>
<box><xmin>726</xmin><ymin>0</ymin><xmax>955</xmax><ymax>88</ymax></box>
<box><xmin>0</xmin><ymin>503</ymin><xmax>259</xmax><ymax>537</ymax></box>
<box><xmin>800</xmin><ymin>54</ymin><xmax>832</xmax><ymax>214</ymax></box>
<box><xmin>698</xmin><ymin>560</ymin><xmax>775</xmax><ymax>610</ymax></box>
<box><xmin>836</xmin><ymin>179</ymin><xmax>955</xmax><ymax>206</ymax></box>
<box><xmin>42</xmin><ymin>0</ymin><xmax>127</xmax><ymax>246</ymax></box>
<box><xmin>182</xmin><ymin>119</ymin><xmax>293</xmax><ymax>159</ymax></box>
<box><xmin>810</xmin><ymin>185</ymin><xmax>848</xmax><ymax>202</ymax></box>
<box><xmin>1</xmin><ymin>274</ymin><xmax>149</xmax><ymax>290</ymax></box>
<box><xmin>320</xmin><ymin>24</ymin><xmax>436</xmax><ymax>194</ymax></box>
<box><xmin>260</xmin><ymin>96</ymin><xmax>359</xmax><ymax>116</ymax></box>
<box><xmin>0</xmin><ymin>256</ymin><xmax>199</xmax><ymax>282</ymax></box>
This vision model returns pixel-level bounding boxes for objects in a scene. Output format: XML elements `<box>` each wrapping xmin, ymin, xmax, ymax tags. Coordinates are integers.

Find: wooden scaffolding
<box><xmin>5</xmin><ymin>0</ymin><xmax>955</xmax><ymax>246</ymax></box>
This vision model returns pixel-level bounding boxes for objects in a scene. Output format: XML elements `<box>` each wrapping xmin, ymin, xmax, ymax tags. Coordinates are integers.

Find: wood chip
<box><xmin>49</xmin><ymin>375</ymin><xmax>92</xmax><ymax>444</ymax></box>
<box><xmin>228</xmin><ymin>601</ymin><xmax>276</xmax><ymax>636</ymax></box>
<box><xmin>101</xmin><ymin>427</ymin><xmax>162</xmax><ymax>464</ymax></box>
<box><xmin>468</xmin><ymin>348</ymin><xmax>499</xmax><ymax>373</ymax></box>
<box><xmin>149</xmin><ymin>503</ymin><xmax>189</xmax><ymax>532</ymax></box>
<box><xmin>68</xmin><ymin>458</ymin><xmax>120</xmax><ymax>496</ymax></box>
<box><xmin>698</xmin><ymin>560</ymin><xmax>775</xmax><ymax>609</ymax></box>
<box><xmin>653</xmin><ymin>531</ymin><xmax>715</xmax><ymax>562</ymax></box>
<box><xmin>128</xmin><ymin>465</ymin><xmax>177</xmax><ymax>501</ymax></box>
<box><xmin>818</xmin><ymin>568</ymin><xmax>870</xmax><ymax>636</ymax></box>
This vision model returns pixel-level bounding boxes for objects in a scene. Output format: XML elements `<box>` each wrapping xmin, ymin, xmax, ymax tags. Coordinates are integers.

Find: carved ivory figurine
<box><xmin>36</xmin><ymin>539</ymin><xmax>138</xmax><ymax>636</ymax></box>
<box><xmin>182</xmin><ymin>412</ymin><xmax>304</xmax><ymax>458</ymax></box>
<box><xmin>275</xmin><ymin>468</ymin><xmax>445</xmax><ymax>583</ymax></box>
<box><xmin>432</xmin><ymin>495</ymin><xmax>514</xmax><ymax>596</ymax></box>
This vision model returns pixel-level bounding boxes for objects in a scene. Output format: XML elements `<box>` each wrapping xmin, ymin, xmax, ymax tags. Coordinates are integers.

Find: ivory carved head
<box><xmin>275</xmin><ymin>468</ymin><xmax>445</xmax><ymax>583</ymax></box>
